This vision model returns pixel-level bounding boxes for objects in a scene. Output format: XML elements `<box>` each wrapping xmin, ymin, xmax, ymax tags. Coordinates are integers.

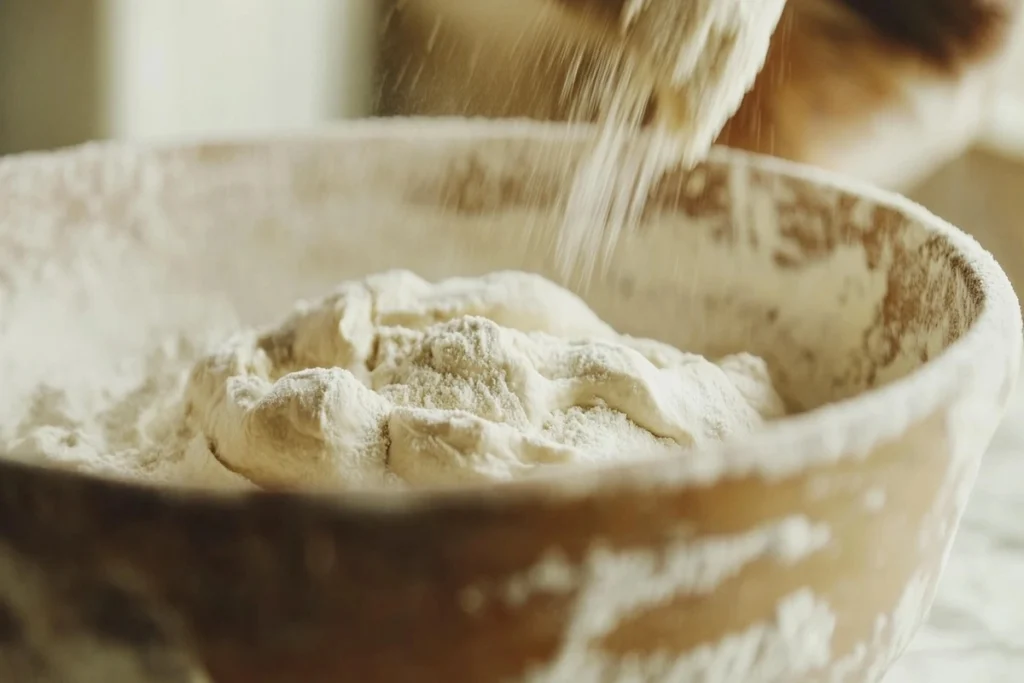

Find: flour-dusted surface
<box><xmin>491</xmin><ymin>516</ymin><xmax>836</xmax><ymax>682</ymax></box>
<box><xmin>2</xmin><ymin>270</ymin><xmax>784</xmax><ymax>491</ymax></box>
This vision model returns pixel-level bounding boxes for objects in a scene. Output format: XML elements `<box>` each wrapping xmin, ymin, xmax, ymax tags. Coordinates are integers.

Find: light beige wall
<box><xmin>102</xmin><ymin>0</ymin><xmax>377</xmax><ymax>141</ymax></box>
<box><xmin>0</xmin><ymin>0</ymin><xmax>377</xmax><ymax>154</ymax></box>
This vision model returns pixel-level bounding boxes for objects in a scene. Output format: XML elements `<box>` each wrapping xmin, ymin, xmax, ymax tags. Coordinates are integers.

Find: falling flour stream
<box><xmin>555</xmin><ymin>0</ymin><xmax>787</xmax><ymax>282</ymax></box>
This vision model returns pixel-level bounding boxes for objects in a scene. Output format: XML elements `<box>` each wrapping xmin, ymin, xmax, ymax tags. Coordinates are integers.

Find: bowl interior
<box><xmin>0</xmin><ymin>123</ymin><xmax>982</xmax><ymax>440</ymax></box>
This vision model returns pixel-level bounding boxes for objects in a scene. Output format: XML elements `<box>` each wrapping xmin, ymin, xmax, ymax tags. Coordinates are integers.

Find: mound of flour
<box><xmin>5</xmin><ymin>271</ymin><xmax>785</xmax><ymax>491</ymax></box>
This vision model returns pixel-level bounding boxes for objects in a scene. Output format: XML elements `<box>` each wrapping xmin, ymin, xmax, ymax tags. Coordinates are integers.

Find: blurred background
<box><xmin>0</xmin><ymin>0</ymin><xmax>376</xmax><ymax>152</ymax></box>
<box><xmin>0</xmin><ymin>0</ymin><xmax>1023</xmax><ymax>290</ymax></box>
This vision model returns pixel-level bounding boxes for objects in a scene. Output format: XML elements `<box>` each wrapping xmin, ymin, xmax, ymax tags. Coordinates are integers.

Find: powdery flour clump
<box><xmin>5</xmin><ymin>271</ymin><xmax>785</xmax><ymax>492</ymax></box>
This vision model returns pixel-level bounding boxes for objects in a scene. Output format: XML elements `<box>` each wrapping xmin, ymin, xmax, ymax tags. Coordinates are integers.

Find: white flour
<box><xmin>558</xmin><ymin>0</ymin><xmax>786</xmax><ymax>281</ymax></box>
<box><xmin>3</xmin><ymin>270</ymin><xmax>784</xmax><ymax>492</ymax></box>
<box><xmin>4</xmin><ymin>335</ymin><xmax>254</xmax><ymax>491</ymax></box>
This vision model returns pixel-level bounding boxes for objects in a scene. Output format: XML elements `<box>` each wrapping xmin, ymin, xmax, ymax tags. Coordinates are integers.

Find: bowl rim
<box><xmin>2</xmin><ymin>119</ymin><xmax>1021</xmax><ymax>510</ymax></box>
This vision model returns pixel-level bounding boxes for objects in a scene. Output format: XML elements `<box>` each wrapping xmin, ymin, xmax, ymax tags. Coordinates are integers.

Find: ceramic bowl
<box><xmin>0</xmin><ymin>121</ymin><xmax>1019</xmax><ymax>683</ymax></box>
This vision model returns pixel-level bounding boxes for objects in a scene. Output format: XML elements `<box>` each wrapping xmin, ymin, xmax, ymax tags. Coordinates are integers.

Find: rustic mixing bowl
<box><xmin>0</xmin><ymin>121</ymin><xmax>1019</xmax><ymax>683</ymax></box>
